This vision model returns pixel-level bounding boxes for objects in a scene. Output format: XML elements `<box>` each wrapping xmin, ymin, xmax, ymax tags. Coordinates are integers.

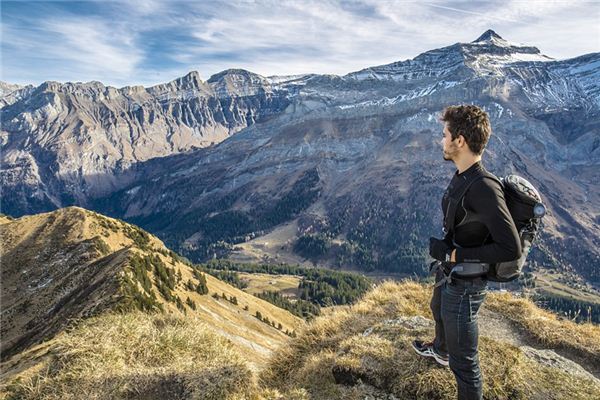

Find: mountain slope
<box><xmin>0</xmin><ymin>207</ymin><xmax>304</xmax><ymax>371</ymax></box>
<box><xmin>92</xmin><ymin>32</ymin><xmax>600</xmax><ymax>285</ymax></box>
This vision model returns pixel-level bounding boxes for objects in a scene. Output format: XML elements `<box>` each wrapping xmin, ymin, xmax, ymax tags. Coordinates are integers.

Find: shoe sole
<box><xmin>411</xmin><ymin>342</ymin><xmax>449</xmax><ymax>367</ymax></box>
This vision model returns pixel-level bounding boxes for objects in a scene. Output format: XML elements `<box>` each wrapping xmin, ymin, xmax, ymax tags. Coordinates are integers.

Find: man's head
<box><xmin>440</xmin><ymin>105</ymin><xmax>491</xmax><ymax>161</ymax></box>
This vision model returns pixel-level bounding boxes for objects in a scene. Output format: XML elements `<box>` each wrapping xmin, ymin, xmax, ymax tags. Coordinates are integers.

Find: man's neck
<box><xmin>455</xmin><ymin>155</ymin><xmax>482</xmax><ymax>174</ymax></box>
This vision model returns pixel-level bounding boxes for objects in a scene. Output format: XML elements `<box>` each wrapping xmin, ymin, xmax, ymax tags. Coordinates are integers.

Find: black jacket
<box><xmin>442</xmin><ymin>161</ymin><xmax>522</xmax><ymax>265</ymax></box>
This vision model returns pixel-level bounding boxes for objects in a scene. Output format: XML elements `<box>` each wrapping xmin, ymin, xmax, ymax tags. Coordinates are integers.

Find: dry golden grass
<box><xmin>486</xmin><ymin>291</ymin><xmax>600</xmax><ymax>361</ymax></box>
<box><xmin>261</xmin><ymin>279</ymin><xmax>600</xmax><ymax>400</ymax></box>
<box><xmin>3</xmin><ymin>254</ymin><xmax>599</xmax><ymax>400</ymax></box>
<box><xmin>1</xmin><ymin>310</ymin><xmax>318</xmax><ymax>400</ymax></box>
<box><xmin>236</xmin><ymin>272</ymin><xmax>301</xmax><ymax>298</ymax></box>
<box><xmin>2</xmin><ymin>311</ymin><xmax>258</xmax><ymax>400</ymax></box>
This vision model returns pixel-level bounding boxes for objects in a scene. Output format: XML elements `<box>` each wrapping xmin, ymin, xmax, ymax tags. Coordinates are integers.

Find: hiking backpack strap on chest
<box><xmin>443</xmin><ymin>171</ymin><xmax>501</xmax><ymax>238</ymax></box>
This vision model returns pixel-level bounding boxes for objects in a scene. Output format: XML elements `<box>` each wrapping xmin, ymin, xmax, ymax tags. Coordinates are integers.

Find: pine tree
<box><xmin>186</xmin><ymin>296</ymin><xmax>197</xmax><ymax>310</ymax></box>
<box><xmin>196</xmin><ymin>281</ymin><xmax>208</xmax><ymax>295</ymax></box>
<box><xmin>186</xmin><ymin>279</ymin><xmax>195</xmax><ymax>291</ymax></box>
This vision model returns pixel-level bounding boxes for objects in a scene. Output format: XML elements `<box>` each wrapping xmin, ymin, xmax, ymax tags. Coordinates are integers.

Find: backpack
<box><xmin>445</xmin><ymin>171</ymin><xmax>545</xmax><ymax>282</ymax></box>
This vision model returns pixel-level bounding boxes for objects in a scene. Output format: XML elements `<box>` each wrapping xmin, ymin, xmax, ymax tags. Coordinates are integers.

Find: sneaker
<box><xmin>411</xmin><ymin>339</ymin><xmax>449</xmax><ymax>367</ymax></box>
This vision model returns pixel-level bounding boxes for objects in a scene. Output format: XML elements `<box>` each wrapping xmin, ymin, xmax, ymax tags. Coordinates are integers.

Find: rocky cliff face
<box><xmin>2</xmin><ymin>30</ymin><xmax>599</xmax><ymax>285</ymax></box>
<box><xmin>0</xmin><ymin>70</ymin><xmax>290</xmax><ymax>212</ymax></box>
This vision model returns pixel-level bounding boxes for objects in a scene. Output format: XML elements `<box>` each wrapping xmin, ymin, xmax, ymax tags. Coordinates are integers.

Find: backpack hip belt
<box><xmin>432</xmin><ymin>262</ymin><xmax>489</xmax><ymax>288</ymax></box>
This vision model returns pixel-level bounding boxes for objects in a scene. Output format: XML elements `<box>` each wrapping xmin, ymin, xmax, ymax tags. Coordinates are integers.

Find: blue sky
<box><xmin>1</xmin><ymin>0</ymin><xmax>599</xmax><ymax>87</ymax></box>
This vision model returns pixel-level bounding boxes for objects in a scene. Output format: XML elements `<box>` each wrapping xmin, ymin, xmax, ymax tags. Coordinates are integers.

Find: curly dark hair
<box><xmin>440</xmin><ymin>105</ymin><xmax>491</xmax><ymax>155</ymax></box>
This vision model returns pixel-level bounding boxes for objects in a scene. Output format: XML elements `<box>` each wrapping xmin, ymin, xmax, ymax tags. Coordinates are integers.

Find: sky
<box><xmin>1</xmin><ymin>0</ymin><xmax>599</xmax><ymax>88</ymax></box>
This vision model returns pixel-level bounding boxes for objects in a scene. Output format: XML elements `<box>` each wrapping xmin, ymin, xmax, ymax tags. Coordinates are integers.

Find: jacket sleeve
<box><xmin>455</xmin><ymin>178</ymin><xmax>522</xmax><ymax>263</ymax></box>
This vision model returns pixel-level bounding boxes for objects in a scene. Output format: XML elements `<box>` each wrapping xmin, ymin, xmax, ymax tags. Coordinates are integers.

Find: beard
<box><xmin>443</xmin><ymin>145</ymin><xmax>458</xmax><ymax>161</ymax></box>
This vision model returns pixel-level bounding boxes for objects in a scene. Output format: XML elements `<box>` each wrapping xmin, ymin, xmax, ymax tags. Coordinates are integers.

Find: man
<box><xmin>412</xmin><ymin>105</ymin><xmax>522</xmax><ymax>400</ymax></box>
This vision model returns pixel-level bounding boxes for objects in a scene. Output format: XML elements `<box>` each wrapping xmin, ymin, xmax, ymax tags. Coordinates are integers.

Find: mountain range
<box><xmin>2</xmin><ymin>29</ymin><xmax>599</xmax><ymax>287</ymax></box>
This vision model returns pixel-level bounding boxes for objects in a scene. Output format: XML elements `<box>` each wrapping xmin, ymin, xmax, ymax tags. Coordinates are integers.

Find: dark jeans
<box><xmin>430</xmin><ymin>268</ymin><xmax>488</xmax><ymax>400</ymax></box>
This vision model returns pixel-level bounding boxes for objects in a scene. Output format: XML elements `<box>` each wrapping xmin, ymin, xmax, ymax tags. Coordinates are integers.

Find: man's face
<box><xmin>441</xmin><ymin>122</ymin><xmax>459</xmax><ymax>161</ymax></box>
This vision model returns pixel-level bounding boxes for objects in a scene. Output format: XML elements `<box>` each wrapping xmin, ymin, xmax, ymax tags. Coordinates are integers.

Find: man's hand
<box><xmin>429</xmin><ymin>237</ymin><xmax>454</xmax><ymax>262</ymax></box>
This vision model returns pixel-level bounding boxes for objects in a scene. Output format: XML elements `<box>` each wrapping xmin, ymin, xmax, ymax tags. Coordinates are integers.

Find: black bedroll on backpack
<box><xmin>488</xmin><ymin>175</ymin><xmax>546</xmax><ymax>282</ymax></box>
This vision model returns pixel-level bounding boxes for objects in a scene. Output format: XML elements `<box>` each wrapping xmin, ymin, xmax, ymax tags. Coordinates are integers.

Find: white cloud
<box><xmin>178</xmin><ymin>0</ymin><xmax>599</xmax><ymax>79</ymax></box>
<box><xmin>42</xmin><ymin>18</ymin><xmax>143</xmax><ymax>80</ymax></box>
<box><xmin>1</xmin><ymin>0</ymin><xmax>598</xmax><ymax>87</ymax></box>
<box><xmin>423</xmin><ymin>3</ymin><xmax>521</xmax><ymax>23</ymax></box>
<box><xmin>1</xmin><ymin>14</ymin><xmax>144</xmax><ymax>86</ymax></box>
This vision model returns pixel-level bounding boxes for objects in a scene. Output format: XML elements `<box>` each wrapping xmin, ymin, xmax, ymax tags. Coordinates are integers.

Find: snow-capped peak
<box><xmin>469</xmin><ymin>29</ymin><xmax>539</xmax><ymax>52</ymax></box>
<box><xmin>473</xmin><ymin>29</ymin><xmax>504</xmax><ymax>43</ymax></box>
<box><xmin>463</xmin><ymin>30</ymin><xmax>555</xmax><ymax>72</ymax></box>
<box><xmin>205</xmin><ymin>68</ymin><xmax>273</xmax><ymax>98</ymax></box>
<box><xmin>344</xmin><ymin>30</ymin><xmax>556</xmax><ymax>82</ymax></box>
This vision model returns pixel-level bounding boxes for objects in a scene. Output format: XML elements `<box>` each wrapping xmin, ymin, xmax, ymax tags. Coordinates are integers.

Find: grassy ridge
<box><xmin>3</xmin><ymin>280</ymin><xmax>598</xmax><ymax>399</ymax></box>
<box><xmin>261</xmin><ymin>280</ymin><xmax>600</xmax><ymax>399</ymax></box>
<box><xmin>486</xmin><ymin>291</ymin><xmax>600</xmax><ymax>362</ymax></box>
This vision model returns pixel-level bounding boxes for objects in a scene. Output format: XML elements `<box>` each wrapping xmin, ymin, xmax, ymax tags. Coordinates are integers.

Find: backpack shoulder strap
<box><xmin>481</xmin><ymin>171</ymin><xmax>503</xmax><ymax>188</ymax></box>
<box><xmin>444</xmin><ymin>170</ymin><xmax>502</xmax><ymax>238</ymax></box>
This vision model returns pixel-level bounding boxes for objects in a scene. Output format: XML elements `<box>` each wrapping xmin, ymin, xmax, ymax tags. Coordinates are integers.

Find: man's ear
<box><xmin>456</xmin><ymin>134</ymin><xmax>466</xmax><ymax>148</ymax></box>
